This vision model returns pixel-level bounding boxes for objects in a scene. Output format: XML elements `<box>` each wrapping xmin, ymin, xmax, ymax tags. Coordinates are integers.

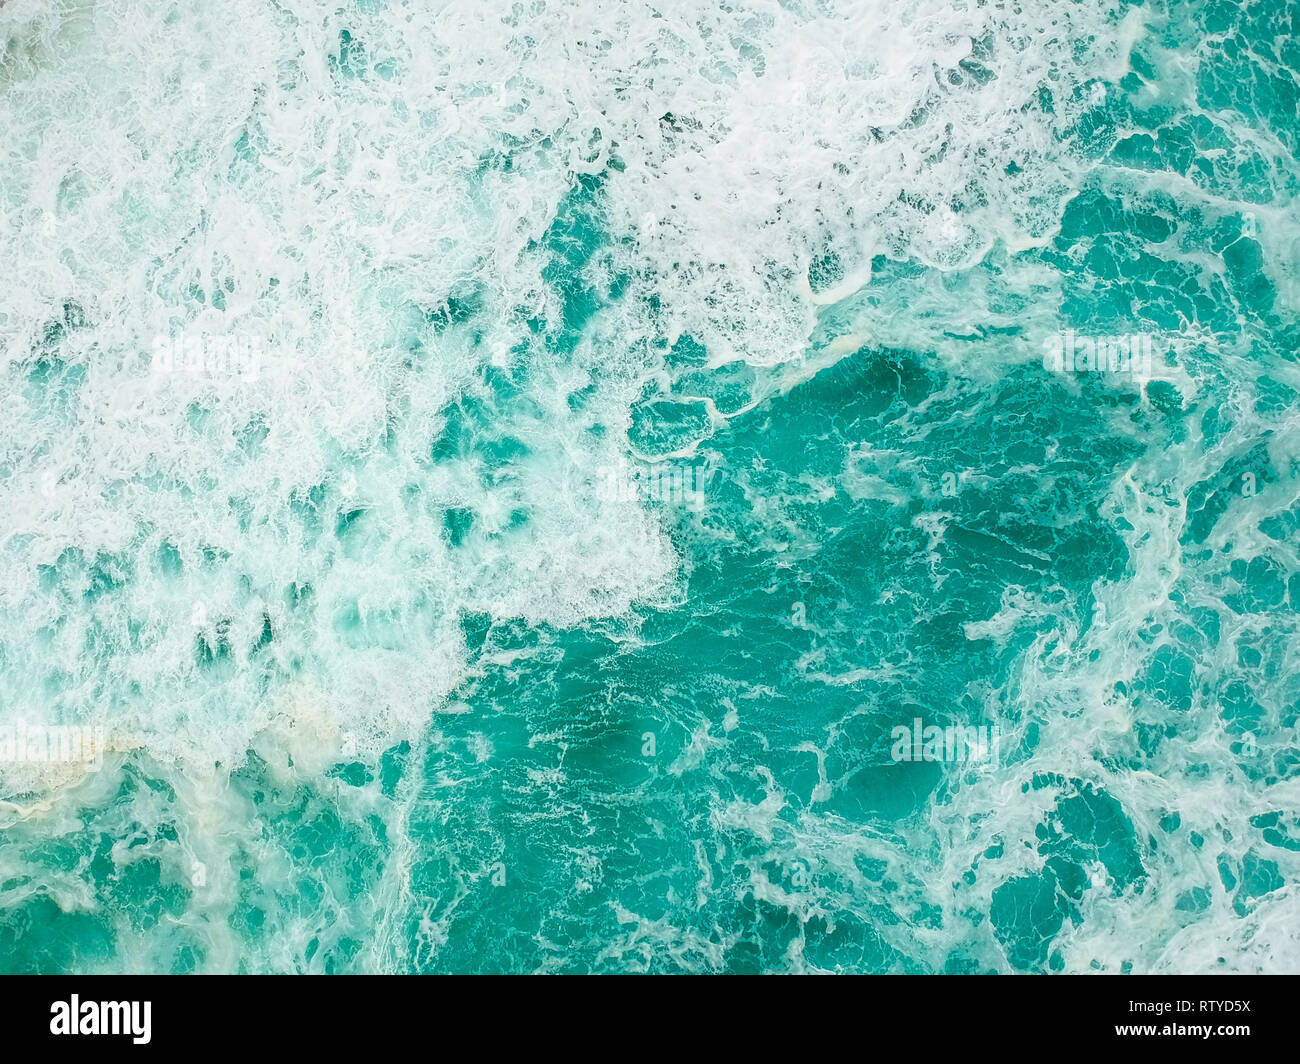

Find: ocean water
<box><xmin>0</xmin><ymin>0</ymin><xmax>1297</xmax><ymax>974</ymax></box>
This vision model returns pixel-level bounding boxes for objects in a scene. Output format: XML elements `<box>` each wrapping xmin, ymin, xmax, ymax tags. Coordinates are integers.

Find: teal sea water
<box><xmin>1</xmin><ymin>0</ymin><xmax>1298</xmax><ymax>973</ymax></box>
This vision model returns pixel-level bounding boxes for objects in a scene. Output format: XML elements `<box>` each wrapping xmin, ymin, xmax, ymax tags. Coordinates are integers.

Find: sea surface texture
<box><xmin>1</xmin><ymin>0</ymin><xmax>1298</xmax><ymax>973</ymax></box>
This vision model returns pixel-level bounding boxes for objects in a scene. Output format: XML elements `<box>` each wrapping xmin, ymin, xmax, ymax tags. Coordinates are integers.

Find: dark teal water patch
<box><xmin>390</xmin><ymin>324</ymin><xmax>1160</xmax><ymax>970</ymax></box>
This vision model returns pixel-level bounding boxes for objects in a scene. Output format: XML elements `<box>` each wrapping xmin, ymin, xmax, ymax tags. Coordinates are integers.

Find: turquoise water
<box><xmin>1</xmin><ymin>0</ymin><xmax>1298</xmax><ymax>973</ymax></box>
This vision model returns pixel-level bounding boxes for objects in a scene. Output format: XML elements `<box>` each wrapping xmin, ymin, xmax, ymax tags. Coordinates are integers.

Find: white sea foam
<box><xmin>0</xmin><ymin>0</ymin><xmax>1132</xmax><ymax>785</ymax></box>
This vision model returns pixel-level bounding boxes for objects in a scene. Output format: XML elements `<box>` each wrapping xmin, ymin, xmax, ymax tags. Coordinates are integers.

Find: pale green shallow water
<box><xmin>0</xmin><ymin>0</ymin><xmax>1298</xmax><ymax>973</ymax></box>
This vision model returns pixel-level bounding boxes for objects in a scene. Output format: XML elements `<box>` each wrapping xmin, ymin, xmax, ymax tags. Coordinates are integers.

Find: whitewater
<box><xmin>1</xmin><ymin>0</ymin><xmax>1297</xmax><ymax>973</ymax></box>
